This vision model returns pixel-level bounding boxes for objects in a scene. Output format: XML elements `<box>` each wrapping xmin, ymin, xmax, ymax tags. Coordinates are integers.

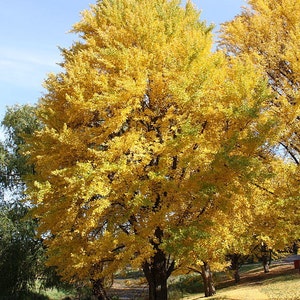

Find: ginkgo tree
<box><xmin>224</xmin><ymin>161</ymin><xmax>297</xmax><ymax>280</ymax></box>
<box><xmin>163</xmin><ymin>155</ymin><xmax>287</xmax><ymax>294</ymax></box>
<box><xmin>220</xmin><ymin>0</ymin><xmax>300</xmax><ymax>256</ymax></box>
<box><xmin>220</xmin><ymin>0</ymin><xmax>300</xmax><ymax>162</ymax></box>
<box><xmin>25</xmin><ymin>0</ymin><xmax>277</xmax><ymax>299</ymax></box>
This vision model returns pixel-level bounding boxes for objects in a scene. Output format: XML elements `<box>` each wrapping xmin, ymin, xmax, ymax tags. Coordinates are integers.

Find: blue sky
<box><xmin>0</xmin><ymin>0</ymin><xmax>246</xmax><ymax>122</ymax></box>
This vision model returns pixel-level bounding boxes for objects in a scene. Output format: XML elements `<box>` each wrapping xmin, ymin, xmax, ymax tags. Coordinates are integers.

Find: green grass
<box><xmin>25</xmin><ymin>263</ymin><xmax>299</xmax><ymax>300</ymax></box>
<box><xmin>169</xmin><ymin>274</ymin><xmax>204</xmax><ymax>295</ymax></box>
<box><xmin>40</xmin><ymin>286</ymin><xmax>94</xmax><ymax>300</ymax></box>
<box><xmin>182</xmin><ymin>263</ymin><xmax>300</xmax><ymax>300</ymax></box>
<box><xmin>40</xmin><ymin>288</ymin><xmax>74</xmax><ymax>300</ymax></box>
<box><xmin>26</xmin><ymin>277</ymin><xmax>95</xmax><ymax>300</ymax></box>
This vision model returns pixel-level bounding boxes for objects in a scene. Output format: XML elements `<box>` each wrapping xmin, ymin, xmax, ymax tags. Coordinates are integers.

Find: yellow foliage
<box><xmin>25</xmin><ymin>0</ymin><xmax>280</xmax><ymax>284</ymax></box>
<box><xmin>220</xmin><ymin>0</ymin><xmax>300</xmax><ymax>266</ymax></box>
<box><xmin>220</xmin><ymin>0</ymin><xmax>300</xmax><ymax>211</ymax></box>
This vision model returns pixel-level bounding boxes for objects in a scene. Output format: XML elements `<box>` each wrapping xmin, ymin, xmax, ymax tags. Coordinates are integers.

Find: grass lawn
<box><xmin>40</xmin><ymin>288</ymin><xmax>75</xmax><ymax>300</ymax></box>
<box><xmin>35</xmin><ymin>262</ymin><xmax>299</xmax><ymax>299</ymax></box>
<box><xmin>182</xmin><ymin>263</ymin><xmax>300</xmax><ymax>300</ymax></box>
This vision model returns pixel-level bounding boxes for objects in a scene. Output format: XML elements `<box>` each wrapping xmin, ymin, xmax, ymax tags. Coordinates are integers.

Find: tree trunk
<box><xmin>262</xmin><ymin>258</ymin><xmax>270</xmax><ymax>273</ymax></box>
<box><xmin>234</xmin><ymin>269</ymin><xmax>240</xmax><ymax>283</ymax></box>
<box><xmin>143</xmin><ymin>251</ymin><xmax>169</xmax><ymax>300</ymax></box>
<box><xmin>201</xmin><ymin>262</ymin><xmax>216</xmax><ymax>297</ymax></box>
<box><xmin>142</xmin><ymin>227</ymin><xmax>175</xmax><ymax>300</ymax></box>
<box><xmin>261</xmin><ymin>248</ymin><xmax>272</xmax><ymax>273</ymax></box>
<box><xmin>91</xmin><ymin>279</ymin><xmax>110</xmax><ymax>300</ymax></box>
<box><xmin>293</xmin><ymin>241</ymin><xmax>299</xmax><ymax>254</ymax></box>
<box><xmin>229</xmin><ymin>253</ymin><xmax>242</xmax><ymax>283</ymax></box>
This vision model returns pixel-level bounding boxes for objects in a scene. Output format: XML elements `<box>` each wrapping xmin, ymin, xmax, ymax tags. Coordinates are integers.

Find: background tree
<box><xmin>1</xmin><ymin>105</ymin><xmax>39</xmax><ymax>189</ymax></box>
<box><xmin>220</xmin><ymin>0</ymin><xmax>300</xmax><ymax>255</ymax></box>
<box><xmin>166</xmin><ymin>169</ymin><xmax>285</xmax><ymax>290</ymax></box>
<box><xmin>223</xmin><ymin>158</ymin><xmax>297</xmax><ymax>281</ymax></box>
<box><xmin>0</xmin><ymin>142</ymin><xmax>8</xmax><ymax>200</ymax></box>
<box><xmin>0</xmin><ymin>105</ymin><xmax>63</xmax><ymax>297</ymax></box>
<box><xmin>0</xmin><ymin>201</ymin><xmax>44</xmax><ymax>297</ymax></box>
<box><xmin>25</xmin><ymin>0</ymin><xmax>277</xmax><ymax>299</ymax></box>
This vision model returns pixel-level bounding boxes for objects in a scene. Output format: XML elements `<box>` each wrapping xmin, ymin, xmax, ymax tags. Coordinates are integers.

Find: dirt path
<box><xmin>108</xmin><ymin>277</ymin><xmax>148</xmax><ymax>299</ymax></box>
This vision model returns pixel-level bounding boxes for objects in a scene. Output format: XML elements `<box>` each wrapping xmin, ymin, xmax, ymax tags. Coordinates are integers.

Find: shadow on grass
<box><xmin>262</xmin><ymin>272</ymin><xmax>300</xmax><ymax>284</ymax></box>
<box><xmin>169</xmin><ymin>274</ymin><xmax>204</xmax><ymax>294</ymax></box>
<box><xmin>0</xmin><ymin>291</ymin><xmax>49</xmax><ymax>300</ymax></box>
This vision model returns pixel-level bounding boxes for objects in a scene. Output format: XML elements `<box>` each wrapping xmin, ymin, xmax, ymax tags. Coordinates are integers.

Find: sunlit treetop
<box><xmin>220</xmin><ymin>0</ymin><xmax>300</xmax><ymax>257</ymax></box>
<box><xmin>220</xmin><ymin>0</ymin><xmax>300</xmax><ymax>161</ymax></box>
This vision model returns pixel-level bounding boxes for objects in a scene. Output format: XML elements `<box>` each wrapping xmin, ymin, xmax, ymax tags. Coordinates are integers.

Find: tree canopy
<box><xmin>25</xmin><ymin>0</ymin><xmax>281</xmax><ymax>299</ymax></box>
<box><xmin>220</xmin><ymin>0</ymin><xmax>300</xmax><ymax>166</ymax></box>
<box><xmin>220</xmin><ymin>0</ymin><xmax>300</xmax><ymax>251</ymax></box>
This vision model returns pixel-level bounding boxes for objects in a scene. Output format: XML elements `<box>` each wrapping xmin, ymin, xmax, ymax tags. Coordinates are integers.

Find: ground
<box><xmin>108</xmin><ymin>273</ymin><xmax>148</xmax><ymax>299</ymax></box>
<box><xmin>107</xmin><ymin>262</ymin><xmax>300</xmax><ymax>300</ymax></box>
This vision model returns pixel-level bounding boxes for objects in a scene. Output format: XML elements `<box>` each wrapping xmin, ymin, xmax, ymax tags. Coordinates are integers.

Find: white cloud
<box><xmin>0</xmin><ymin>47</ymin><xmax>61</xmax><ymax>68</ymax></box>
<box><xmin>0</xmin><ymin>47</ymin><xmax>61</xmax><ymax>88</ymax></box>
